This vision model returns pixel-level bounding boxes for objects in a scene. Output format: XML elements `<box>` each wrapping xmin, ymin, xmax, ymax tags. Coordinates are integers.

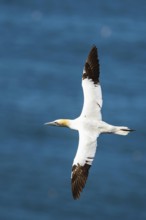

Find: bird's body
<box><xmin>45</xmin><ymin>46</ymin><xmax>133</xmax><ymax>199</ymax></box>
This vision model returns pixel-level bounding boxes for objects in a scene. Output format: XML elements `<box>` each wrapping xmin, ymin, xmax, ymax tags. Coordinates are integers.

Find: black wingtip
<box><xmin>71</xmin><ymin>164</ymin><xmax>91</xmax><ymax>200</ymax></box>
<box><xmin>91</xmin><ymin>44</ymin><xmax>97</xmax><ymax>51</ymax></box>
<box><xmin>82</xmin><ymin>45</ymin><xmax>100</xmax><ymax>84</ymax></box>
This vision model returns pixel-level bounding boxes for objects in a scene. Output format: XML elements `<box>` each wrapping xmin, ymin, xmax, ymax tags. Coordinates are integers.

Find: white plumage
<box><xmin>81</xmin><ymin>78</ymin><xmax>102</xmax><ymax>120</ymax></box>
<box><xmin>45</xmin><ymin>46</ymin><xmax>134</xmax><ymax>199</ymax></box>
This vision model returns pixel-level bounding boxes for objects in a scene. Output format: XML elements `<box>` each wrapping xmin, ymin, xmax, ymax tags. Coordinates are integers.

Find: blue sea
<box><xmin>0</xmin><ymin>1</ymin><xmax>146</xmax><ymax>220</ymax></box>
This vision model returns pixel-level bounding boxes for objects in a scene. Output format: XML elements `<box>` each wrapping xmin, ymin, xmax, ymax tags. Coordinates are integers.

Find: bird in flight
<box><xmin>45</xmin><ymin>46</ymin><xmax>134</xmax><ymax>199</ymax></box>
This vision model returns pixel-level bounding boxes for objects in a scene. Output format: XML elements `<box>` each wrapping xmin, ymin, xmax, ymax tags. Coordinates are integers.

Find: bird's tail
<box><xmin>114</xmin><ymin>126</ymin><xmax>135</xmax><ymax>136</ymax></box>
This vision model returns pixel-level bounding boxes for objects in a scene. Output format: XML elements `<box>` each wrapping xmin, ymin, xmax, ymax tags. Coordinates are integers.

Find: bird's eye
<box><xmin>54</xmin><ymin>121</ymin><xmax>59</xmax><ymax>126</ymax></box>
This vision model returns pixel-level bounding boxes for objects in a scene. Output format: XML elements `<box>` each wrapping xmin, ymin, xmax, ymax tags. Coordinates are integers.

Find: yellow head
<box><xmin>44</xmin><ymin>119</ymin><xmax>70</xmax><ymax>127</ymax></box>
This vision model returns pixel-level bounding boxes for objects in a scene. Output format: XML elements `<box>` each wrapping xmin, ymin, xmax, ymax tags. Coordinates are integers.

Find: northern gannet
<box><xmin>45</xmin><ymin>46</ymin><xmax>134</xmax><ymax>199</ymax></box>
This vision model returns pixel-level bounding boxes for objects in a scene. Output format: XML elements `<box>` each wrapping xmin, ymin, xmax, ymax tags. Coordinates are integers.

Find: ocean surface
<box><xmin>0</xmin><ymin>1</ymin><xmax>146</xmax><ymax>220</ymax></box>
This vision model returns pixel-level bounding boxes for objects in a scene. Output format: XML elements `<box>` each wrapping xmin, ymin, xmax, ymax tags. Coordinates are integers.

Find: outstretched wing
<box><xmin>71</xmin><ymin>130</ymin><xmax>99</xmax><ymax>199</ymax></box>
<box><xmin>81</xmin><ymin>46</ymin><xmax>103</xmax><ymax>120</ymax></box>
<box><xmin>71</xmin><ymin>46</ymin><xmax>102</xmax><ymax>199</ymax></box>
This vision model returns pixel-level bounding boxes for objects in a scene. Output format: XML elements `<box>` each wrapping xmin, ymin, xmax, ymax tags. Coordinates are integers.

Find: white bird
<box><xmin>45</xmin><ymin>46</ymin><xmax>134</xmax><ymax>199</ymax></box>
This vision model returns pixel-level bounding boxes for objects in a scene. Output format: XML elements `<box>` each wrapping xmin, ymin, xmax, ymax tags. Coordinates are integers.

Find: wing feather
<box><xmin>71</xmin><ymin>46</ymin><xmax>102</xmax><ymax>199</ymax></box>
<box><xmin>71</xmin><ymin>131</ymin><xmax>99</xmax><ymax>199</ymax></box>
<box><xmin>81</xmin><ymin>46</ymin><xmax>102</xmax><ymax>120</ymax></box>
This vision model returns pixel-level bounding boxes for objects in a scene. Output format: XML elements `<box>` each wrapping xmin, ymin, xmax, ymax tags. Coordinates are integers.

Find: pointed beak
<box><xmin>44</xmin><ymin>121</ymin><xmax>56</xmax><ymax>126</ymax></box>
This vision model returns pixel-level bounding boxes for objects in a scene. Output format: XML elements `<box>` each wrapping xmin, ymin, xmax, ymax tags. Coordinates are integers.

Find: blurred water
<box><xmin>0</xmin><ymin>1</ymin><xmax>146</xmax><ymax>220</ymax></box>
